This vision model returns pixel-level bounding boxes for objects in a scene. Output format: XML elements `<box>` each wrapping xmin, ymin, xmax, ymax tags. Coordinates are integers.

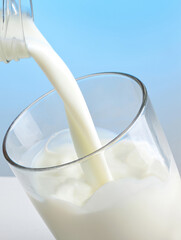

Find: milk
<box><xmin>0</xmin><ymin>13</ymin><xmax>112</xmax><ymax>188</ymax></box>
<box><xmin>25</xmin><ymin>17</ymin><xmax>114</xmax><ymax>189</ymax></box>
<box><xmin>29</xmin><ymin>128</ymin><xmax>181</xmax><ymax>240</ymax></box>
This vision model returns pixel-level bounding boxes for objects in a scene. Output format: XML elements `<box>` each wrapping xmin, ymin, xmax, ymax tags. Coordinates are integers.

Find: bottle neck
<box><xmin>0</xmin><ymin>0</ymin><xmax>33</xmax><ymax>63</ymax></box>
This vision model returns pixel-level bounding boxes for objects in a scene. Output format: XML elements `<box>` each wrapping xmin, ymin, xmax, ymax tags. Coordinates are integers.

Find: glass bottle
<box><xmin>0</xmin><ymin>0</ymin><xmax>33</xmax><ymax>62</ymax></box>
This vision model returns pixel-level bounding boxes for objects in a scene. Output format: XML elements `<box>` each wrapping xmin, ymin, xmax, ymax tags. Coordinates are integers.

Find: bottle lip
<box><xmin>2</xmin><ymin>72</ymin><xmax>148</xmax><ymax>172</ymax></box>
<box><xmin>0</xmin><ymin>0</ymin><xmax>34</xmax><ymax>63</ymax></box>
<box><xmin>0</xmin><ymin>6</ymin><xmax>8</xmax><ymax>62</ymax></box>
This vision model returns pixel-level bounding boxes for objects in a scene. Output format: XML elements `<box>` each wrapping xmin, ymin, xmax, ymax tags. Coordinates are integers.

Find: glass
<box><xmin>0</xmin><ymin>0</ymin><xmax>33</xmax><ymax>62</ymax></box>
<box><xmin>3</xmin><ymin>73</ymin><xmax>181</xmax><ymax>240</ymax></box>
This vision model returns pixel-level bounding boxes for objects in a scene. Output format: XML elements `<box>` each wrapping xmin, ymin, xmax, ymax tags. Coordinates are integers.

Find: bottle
<box><xmin>0</xmin><ymin>0</ymin><xmax>33</xmax><ymax>63</ymax></box>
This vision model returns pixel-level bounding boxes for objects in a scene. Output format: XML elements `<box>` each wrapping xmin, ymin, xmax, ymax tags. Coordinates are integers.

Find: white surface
<box><xmin>0</xmin><ymin>177</ymin><xmax>54</xmax><ymax>240</ymax></box>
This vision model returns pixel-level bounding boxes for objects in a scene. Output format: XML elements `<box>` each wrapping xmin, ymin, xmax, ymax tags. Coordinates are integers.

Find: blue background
<box><xmin>0</xmin><ymin>0</ymin><xmax>181</xmax><ymax>175</ymax></box>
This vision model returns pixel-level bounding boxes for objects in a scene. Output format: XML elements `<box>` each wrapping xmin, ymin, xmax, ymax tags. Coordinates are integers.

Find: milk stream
<box><xmin>1</xmin><ymin>14</ymin><xmax>112</xmax><ymax>188</ymax></box>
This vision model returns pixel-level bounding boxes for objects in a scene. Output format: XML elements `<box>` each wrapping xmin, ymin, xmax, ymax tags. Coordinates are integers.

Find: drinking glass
<box><xmin>3</xmin><ymin>73</ymin><xmax>181</xmax><ymax>240</ymax></box>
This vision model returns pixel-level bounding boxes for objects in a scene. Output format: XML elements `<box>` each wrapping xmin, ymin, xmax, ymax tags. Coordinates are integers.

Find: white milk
<box><xmin>23</xmin><ymin>16</ymin><xmax>113</xmax><ymax>188</ymax></box>
<box><xmin>26</xmin><ymin>18</ymin><xmax>114</xmax><ymax>189</ymax></box>
<box><xmin>0</xmin><ymin>13</ymin><xmax>112</xmax><ymax>188</ymax></box>
<box><xmin>29</xmin><ymin>128</ymin><xmax>181</xmax><ymax>240</ymax></box>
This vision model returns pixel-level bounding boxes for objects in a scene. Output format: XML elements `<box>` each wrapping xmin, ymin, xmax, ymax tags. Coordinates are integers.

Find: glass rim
<box><xmin>3</xmin><ymin>72</ymin><xmax>147</xmax><ymax>172</ymax></box>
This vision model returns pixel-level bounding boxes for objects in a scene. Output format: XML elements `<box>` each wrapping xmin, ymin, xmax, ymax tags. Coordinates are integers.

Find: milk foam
<box><xmin>32</xmin><ymin>128</ymin><xmax>169</xmax><ymax>206</ymax></box>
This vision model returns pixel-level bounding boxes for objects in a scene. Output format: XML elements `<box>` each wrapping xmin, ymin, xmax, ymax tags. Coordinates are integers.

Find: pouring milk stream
<box><xmin>0</xmin><ymin>10</ymin><xmax>112</xmax><ymax>189</ymax></box>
